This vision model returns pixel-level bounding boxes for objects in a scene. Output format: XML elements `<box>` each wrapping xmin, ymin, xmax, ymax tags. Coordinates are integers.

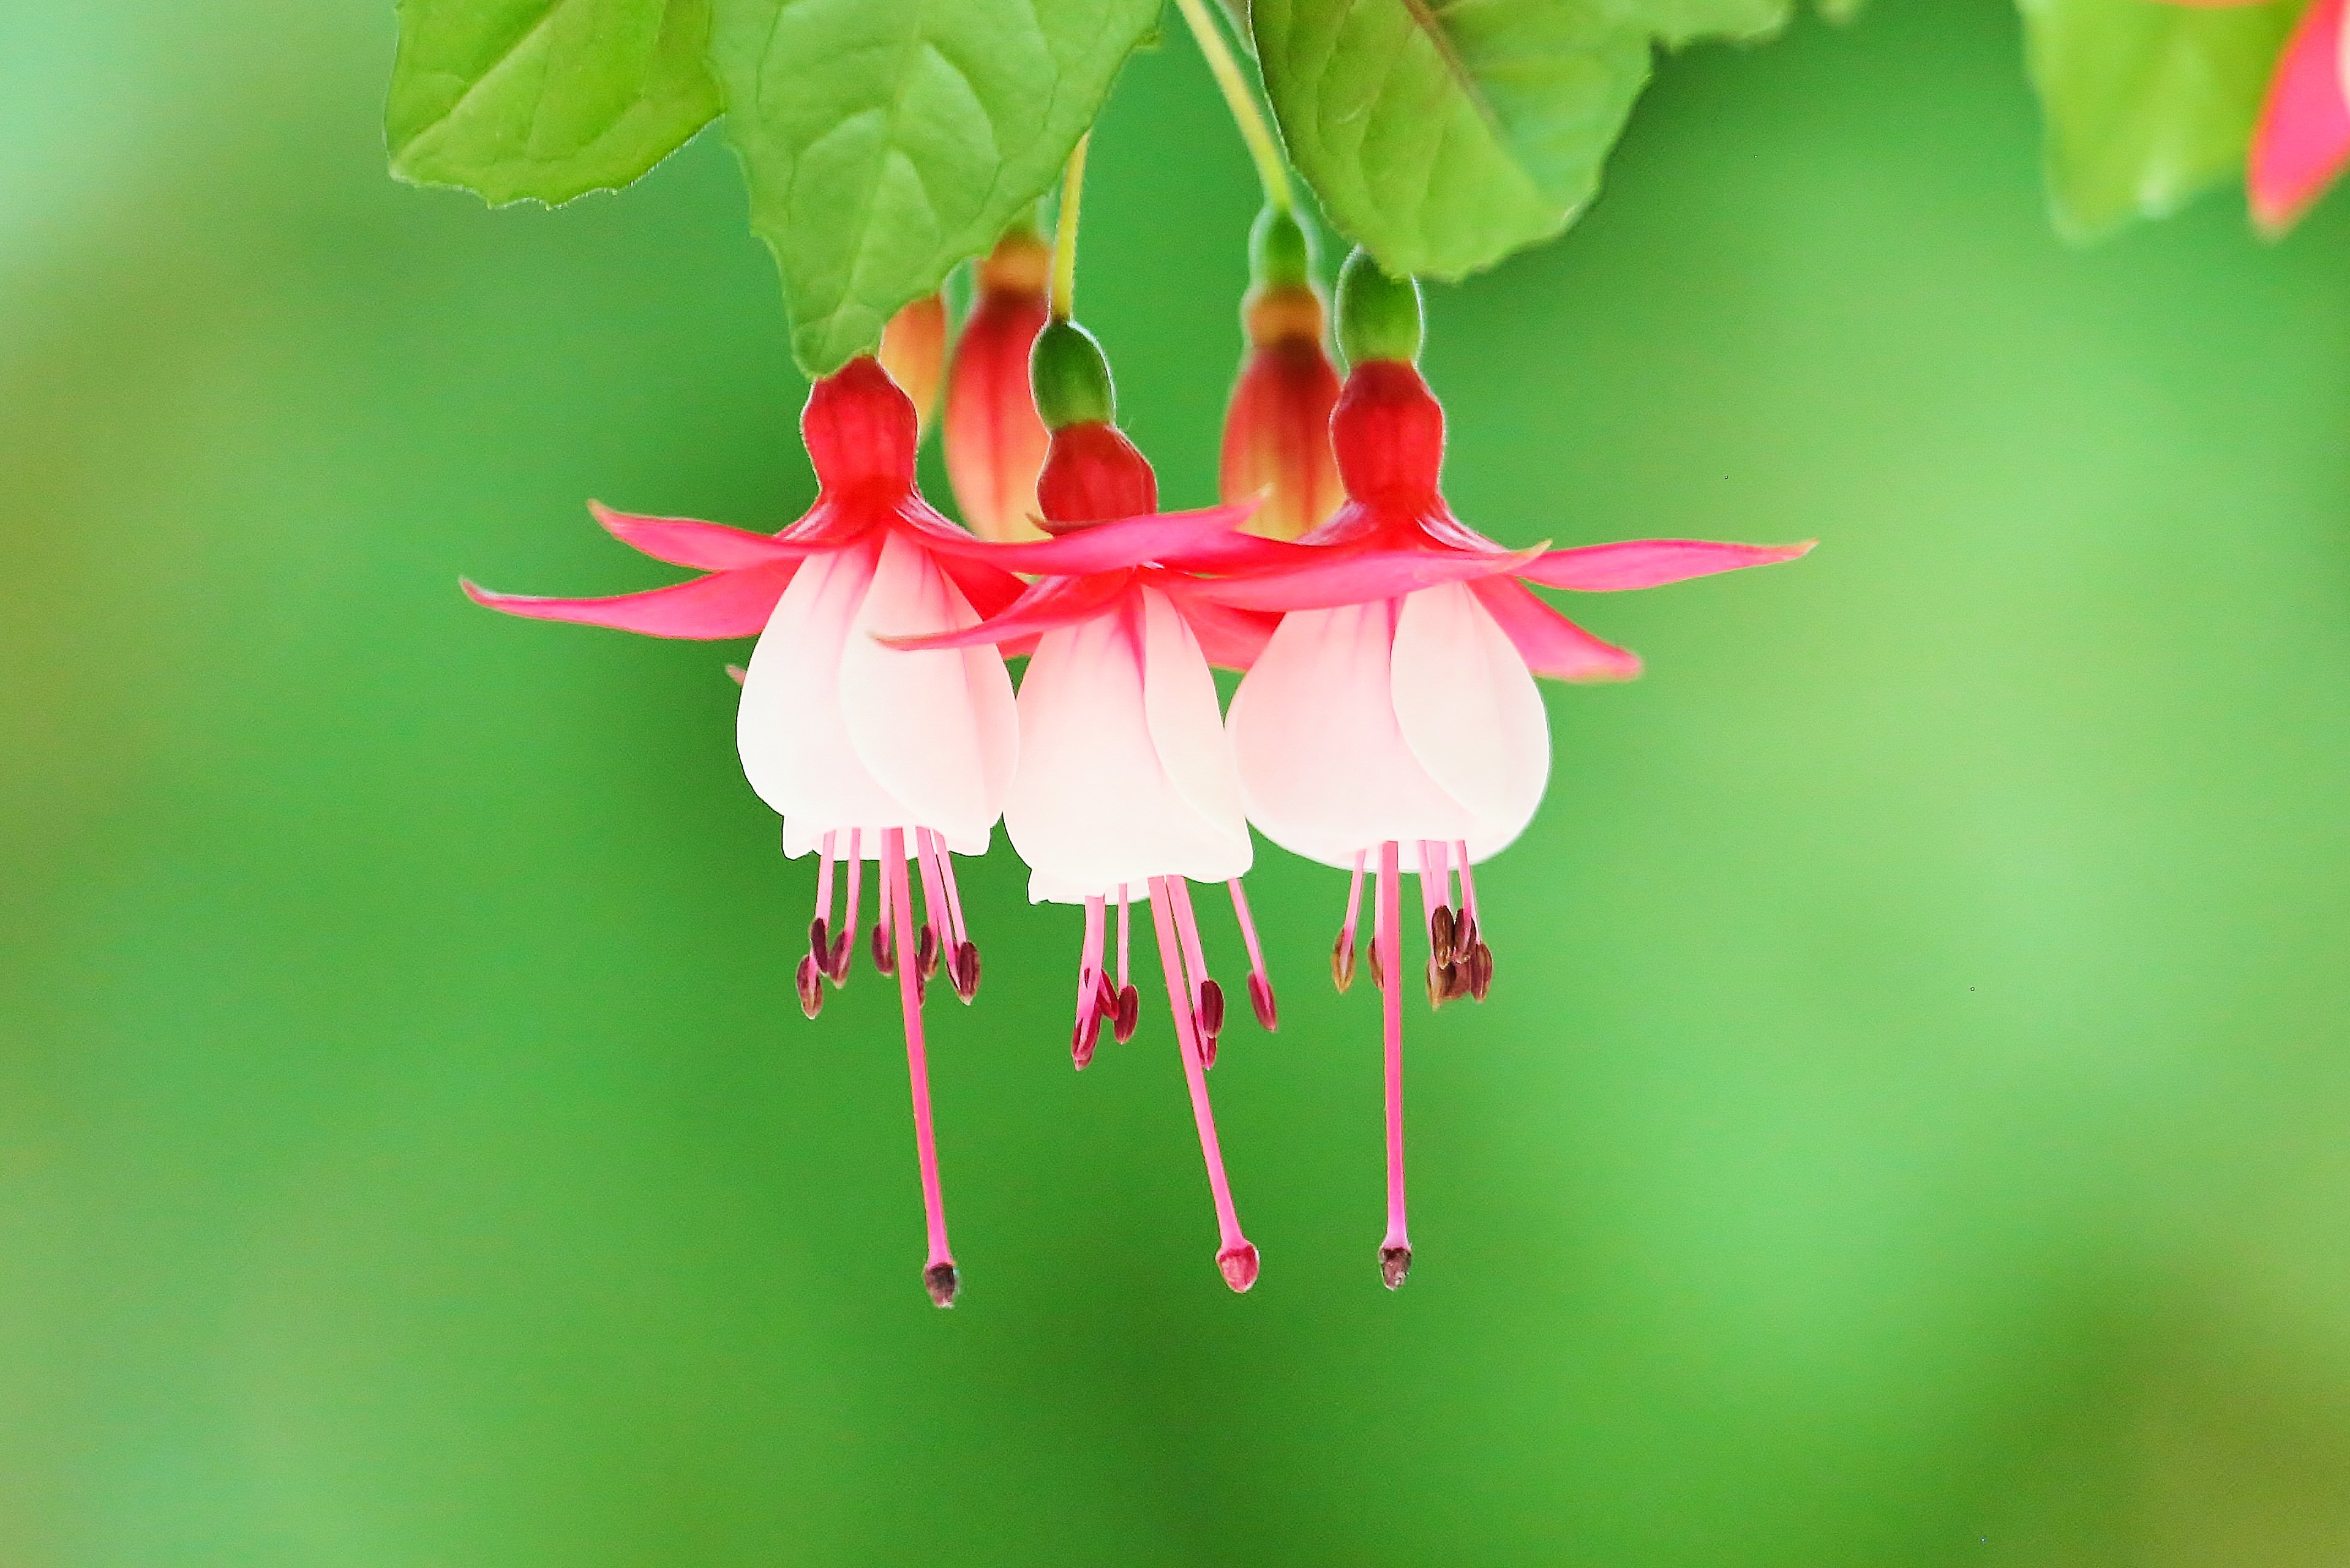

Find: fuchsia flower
<box><xmin>895</xmin><ymin>321</ymin><xmax>1289</xmax><ymax>1292</ymax></box>
<box><xmin>465</xmin><ymin>356</ymin><xmax>1026</xmax><ymax>1308</ymax></box>
<box><xmin>1209</xmin><ymin>257</ymin><xmax>1813</xmax><ymax>1288</ymax></box>
<box><xmin>2155</xmin><ymin>0</ymin><xmax>2350</xmax><ymax>231</ymax></box>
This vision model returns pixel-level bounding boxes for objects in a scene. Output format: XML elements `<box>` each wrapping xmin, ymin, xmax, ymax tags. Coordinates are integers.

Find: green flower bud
<box><xmin>1248</xmin><ymin>205</ymin><xmax>1313</xmax><ymax>291</ymax></box>
<box><xmin>1335</xmin><ymin>249</ymin><xmax>1422</xmax><ymax>366</ymax></box>
<box><xmin>1029</xmin><ymin>318</ymin><xmax>1117</xmax><ymax>431</ymax></box>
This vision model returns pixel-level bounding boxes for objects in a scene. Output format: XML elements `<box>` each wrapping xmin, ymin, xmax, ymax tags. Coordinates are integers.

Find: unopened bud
<box><xmin>879</xmin><ymin>291</ymin><xmax>949</xmax><ymax>435</ymax></box>
<box><xmin>1335</xmin><ymin>248</ymin><xmax>1422</xmax><ymax>367</ymax></box>
<box><xmin>944</xmin><ymin>224</ymin><xmax>1051</xmax><ymax>542</ymax></box>
<box><xmin>1222</xmin><ymin>208</ymin><xmax>1342</xmax><ymax>542</ymax></box>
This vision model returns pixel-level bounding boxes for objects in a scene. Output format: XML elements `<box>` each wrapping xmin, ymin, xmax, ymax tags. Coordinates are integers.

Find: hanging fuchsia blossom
<box><xmin>1220</xmin><ymin>208</ymin><xmax>1342</xmax><ymax>542</ymax></box>
<box><xmin>465</xmin><ymin>356</ymin><xmax>1025</xmax><ymax>1308</ymax></box>
<box><xmin>897</xmin><ymin>320</ymin><xmax>1289</xmax><ymax>1292</ymax></box>
<box><xmin>2152</xmin><ymin>0</ymin><xmax>2350</xmax><ymax>231</ymax></box>
<box><xmin>1206</xmin><ymin>256</ymin><xmax>1813</xmax><ymax>1289</ymax></box>
<box><xmin>945</xmin><ymin>223</ymin><xmax>1054</xmax><ymax>543</ymax></box>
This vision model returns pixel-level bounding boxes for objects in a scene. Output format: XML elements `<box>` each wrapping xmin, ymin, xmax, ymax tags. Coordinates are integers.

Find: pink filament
<box><xmin>1342</xmin><ymin>850</ymin><xmax>1367</xmax><ymax>952</ymax></box>
<box><xmin>1147</xmin><ymin>876</ymin><xmax>1252</xmax><ymax>1259</ymax></box>
<box><xmin>1228</xmin><ymin>879</ymin><xmax>1269</xmax><ymax>989</ymax></box>
<box><xmin>934</xmin><ymin>836</ymin><xmax>969</xmax><ymax>948</ymax></box>
<box><xmin>884</xmin><ymin>829</ymin><xmax>953</xmax><ymax>1275</ymax></box>
<box><xmin>839</xmin><ymin>830</ymin><xmax>863</xmax><ymax>961</ymax></box>
<box><xmin>914</xmin><ymin>830</ymin><xmax>951</xmax><ymax>951</ymax></box>
<box><xmin>1377</xmin><ymin>840</ymin><xmax>1410</xmax><ymax>1257</ymax></box>
<box><xmin>1116</xmin><ymin>884</ymin><xmax>1132</xmax><ymax>990</ymax></box>
<box><xmin>1076</xmin><ymin>895</ymin><xmax>1108</xmax><ymax>1037</ymax></box>
<box><xmin>876</xmin><ymin>835</ymin><xmax>895</xmax><ymax>941</ymax></box>
<box><xmin>1453</xmin><ymin>839</ymin><xmax>1477</xmax><ymax>925</ymax></box>
<box><xmin>816</xmin><ymin>831</ymin><xmax>837</xmax><ymax>935</ymax></box>
<box><xmin>1169</xmin><ymin>877</ymin><xmax>1213</xmax><ymax>1013</ymax></box>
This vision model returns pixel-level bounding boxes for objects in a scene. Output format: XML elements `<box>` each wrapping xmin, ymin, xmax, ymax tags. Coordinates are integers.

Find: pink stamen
<box><xmin>832</xmin><ymin>830</ymin><xmax>862</xmax><ymax>983</ymax></box>
<box><xmin>913</xmin><ymin>831</ymin><xmax>949</xmax><ymax>993</ymax></box>
<box><xmin>933</xmin><ymin>835</ymin><xmax>970</xmax><ymax>948</ymax></box>
<box><xmin>814</xmin><ymin>830</ymin><xmax>837</xmax><ymax>953</ymax></box>
<box><xmin>920</xmin><ymin>829</ymin><xmax>979</xmax><ymax>1001</ymax></box>
<box><xmin>1112</xmin><ymin>883</ymin><xmax>1139</xmax><ymax>1042</ymax></box>
<box><xmin>1228</xmin><ymin>879</ymin><xmax>1278</xmax><ymax>1032</ymax></box>
<box><xmin>873</xmin><ymin>836</ymin><xmax>897</xmax><ymax>974</ymax></box>
<box><xmin>1377</xmin><ymin>839</ymin><xmax>1412</xmax><ymax>1289</ymax></box>
<box><xmin>1454</xmin><ymin>841</ymin><xmax>1478</xmax><ymax>925</ymax></box>
<box><xmin>1169</xmin><ymin>879</ymin><xmax>1223</xmax><ymax>1058</ymax></box>
<box><xmin>1333</xmin><ymin>850</ymin><xmax>1366</xmax><ymax>992</ymax></box>
<box><xmin>1146</xmin><ymin>876</ymin><xmax>1258</xmax><ymax>1293</ymax></box>
<box><xmin>883</xmin><ymin>828</ymin><xmax>956</xmax><ymax>1307</ymax></box>
<box><xmin>1073</xmin><ymin>895</ymin><xmax>1108</xmax><ymax>1068</ymax></box>
<box><xmin>1116</xmin><ymin>885</ymin><xmax>1132</xmax><ymax>990</ymax></box>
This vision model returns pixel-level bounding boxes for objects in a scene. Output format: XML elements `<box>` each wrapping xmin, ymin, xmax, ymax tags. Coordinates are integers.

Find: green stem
<box><xmin>1051</xmin><ymin>133</ymin><xmax>1089</xmax><ymax>321</ymax></box>
<box><xmin>1173</xmin><ymin>0</ymin><xmax>1293</xmax><ymax>214</ymax></box>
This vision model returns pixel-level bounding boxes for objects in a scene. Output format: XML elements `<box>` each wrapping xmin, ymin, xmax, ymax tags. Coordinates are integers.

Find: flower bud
<box><xmin>944</xmin><ymin>225</ymin><xmax>1053</xmax><ymax>542</ymax></box>
<box><xmin>878</xmin><ymin>291</ymin><xmax>948</xmax><ymax>436</ymax></box>
<box><xmin>1335</xmin><ymin>247</ymin><xmax>1422</xmax><ymax>367</ymax></box>
<box><xmin>1331</xmin><ymin>358</ymin><xmax>1445</xmax><ymax>506</ymax></box>
<box><xmin>1220</xmin><ymin>208</ymin><xmax>1342</xmax><ymax>541</ymax></box>
<box><xmin>1029</xmin><ymin>318</ymin><xmax>1159</xmax><ymax>523</ymax></box>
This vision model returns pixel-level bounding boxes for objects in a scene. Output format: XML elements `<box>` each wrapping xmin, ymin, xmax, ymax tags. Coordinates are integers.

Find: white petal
<box><xmin>1141</xmin><ymin>587</ymin><xmax>1251</xmax><ymax>866</ymax></box>
<box><xmin>1005</xmin><ymin>604</ymin><xmax>1250</xmax><ymax>903</ymax></box>
<box><xmin>738</xmin><ymin>541</ymin><xmax>902</xmax><ymax>836</ymax></box>
<box><xmin>1227</xmin><ymin>601</ymin><xmax>1474</xmax><ymax>869</ymax></box>
<box><xmin>1391</xmin><ymin>583</ymin><xmax>1550</xmax><ymax>863</ymax></box>
<box><xmin>838</xmin><ymin>530</ymin><xmax>1015</xmax><ymax>853</ymax></box>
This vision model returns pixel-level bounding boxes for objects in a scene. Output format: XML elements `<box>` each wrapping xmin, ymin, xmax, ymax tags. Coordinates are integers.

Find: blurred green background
<box><xmin>7</xmin><ymin>4</ymin><xmax>2350</xmax><ymax>1564</ymax></box>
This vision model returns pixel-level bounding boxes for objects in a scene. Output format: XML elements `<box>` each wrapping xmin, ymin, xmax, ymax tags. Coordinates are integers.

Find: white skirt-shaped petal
<box><xmin>739</xmin><ymin>531</ymin><xmax>1017</xmax><ymax>858</ymax></box>
<box><xmin>1007</xmin><ymin>588</ymin><xmax>1252</xmax><ymax>904</ymax></box>
<box><xmin>1228</xmin><ymin>583</ymin><xmax>1549</xmax><ymax>871</ymax></box>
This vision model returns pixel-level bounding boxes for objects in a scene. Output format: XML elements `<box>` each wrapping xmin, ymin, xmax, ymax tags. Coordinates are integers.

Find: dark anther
<box><xmin>1468</xmin><ymin>942</ymin><xmax>1494</xmax><ymax>1001</ymax></box>
<box><xmin>1197</xmin><ymin>979</ymin><xmax>1226</xmax><ymax>1040</ymax></box>
<box><xmin>1368</xmin><ymin>943</ymin><xmax>1386</xmax><ymax>992</ymax></box>
<box><xmin>917</xmin><ymin>923</ymin><xmax>942</xmax><ymax>980</ymax></box>
<box><xmin>1454</xmin><ymin>910</ymin><xmax>1477</xmax><ymax>955</ymax></box>
<box><xmin>795</xmin><ymin>953</ymin><xmax>825</xmax><ymax>1019</ymax></box>
<box><xmin>826</xmin><ymin>929</ymin><xmax>852</xmax><ymax>984</ymax></box>
<box><xmin>1429</xmin><ymin>904</ymin><xmax>1455</xmax><ymax>969</ymax></box>
<box><xmin>1423</xmin><ymin>958</ymin><xmax>1446</xmax><ymax>1010</ymax></box>
<box><xmin>1247</xmin><ymin>972</ymin><xmax>1278</xmax><ymax>1032</ymax></box>
<box><xmin>952</xmin><ymin>940</ymin><xmax>981</xmax><ymax>1003</ymax></box>
<box><xmin>1072</xmin><ymin>1012</ymin><xmax>1099</xmax><ymax>1070</ymax></box>
<box><xmin>1113</xmin><ymin>985</ymin><xmax>1141</xmax><ymax>1043</ymax></box>
<box><xmin>808</xmin><ymin>915</ymin><xmax>829</xmax><ymax>964</ymax></box>
<box><xmin>871</xmin><ymin>922</ymin><xmax>896</xmax><ymax>975</ymax></box>
<box><xmin>1330</xmin><ymin>931</ymin><xmax>1356</xmax><ymax>993</ymax></box>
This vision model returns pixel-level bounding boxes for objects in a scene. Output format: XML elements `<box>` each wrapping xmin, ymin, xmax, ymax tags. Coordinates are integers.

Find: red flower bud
<box><xmin>944</xmin><ymin>230</ymin><xmax>1053</xmax><ymax>541</ymax></box>
<box><xmin>877</xmin><ymin>291</ymin><xmax>948</xmax><ymax>436</ymax></box>
<box><xmin>1037</xmin><ymin>420</ymin><xmax>1158</xmax><ymax>524</ymax></box>
<box><xmin>1220</xmin><ymin>282</ymin><xmax>1342</xmax><ymax>541</ymax></box>
<box><xmin>1330</xmin><ymin>358</ymin><xmax>1446</xmax><ymax>507</ymax></box>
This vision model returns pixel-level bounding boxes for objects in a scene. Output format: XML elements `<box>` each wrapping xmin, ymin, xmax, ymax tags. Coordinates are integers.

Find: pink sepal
<box><xmin>881</xmin><ymin>571</ymin><xmax>1137</xmax><ymax>652</ymax></box>
<box><xmin>2249</xmin><ymin>0</ymin><xmax>2350</xmax><ymax>233</ymax></box>
<box><xmin>1522</xmin><ymin>538</ymin><xmax>1815</xmax><ymax>593</ymax></box>
<box><xmin>1195</xmin><ymin>543</ymin><xmax>1544</xmax><ymax>613</ymax></box>
<box><xmin>1163</xmin><ymin>588</ymin><xmax>1279</xmax><ymax>672</ymax></box>
<box><xmin>588</xmin><ymin>502</ymin><xmax>811</xmax><ymax>571</ymax></box>
<box><xmin>1470</xmin><ymin>577</ymin><xmax>1642</xmax><ymax>682</ymax></box>
<box><xmin>915</xmin><ymin>503</ymin><xmax>1269</xmax><ymax>575</ymax></box>
<box><xmin>462</xmin><ymin>561</ymin><xmax>798</xmax><ymax>639</ymax></box>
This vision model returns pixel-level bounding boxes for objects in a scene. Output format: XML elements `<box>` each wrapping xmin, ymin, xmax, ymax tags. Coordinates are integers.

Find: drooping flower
<box><xmin>1220</xmin><ymin>206</ymin><xmax>1342</xmax><ymax>542</ymax></box>
<box><xmin>1206</xmin><ymin>254</ymin><xmax>1813</xmax><ymax>1289</ymax></box>
<box><xmin>944</xmin><ymin>220</ymin><xmax>1053</xmax><ymax>542</ymax></box>
<box><xmin>2149</xmin><ymin>0</ymin><xmax>2350</xmax><ymax>232</ymax></box>
<box><xmin>464</xmin><ymin>356</ymin><xmax>1025</xmax><ymax>1308</ymax></box>
<box><xmin>896</xmin><ymin>318</ymin><xmax>1293</xmax><ymax>1292</ymax></box>
<box><xmin>879</xmin><ymin>291</ymin><xmax>950</xmax><ymax>436</ymax></box>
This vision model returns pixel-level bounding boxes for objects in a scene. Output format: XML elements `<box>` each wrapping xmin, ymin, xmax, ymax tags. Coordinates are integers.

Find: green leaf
<box><xmin>1638</xmin><ymin>0</ymin><xmax>1793</xmax><ymax>50</ymax></box>
<box><xmin>1251</xmin><ymin>0</ymin><xmax>1653</xmax><ymax>282</ymax></box>
<box><xmin>707</xmin><ymin>0</ymin><xmax>1163</xmax><ymax>377</ymax></box>
<box><xmin>2018</xmin><ymin>0</ymin><xmax>2295</xmax><ymax>241</ymax></box>
<box><xmin>387</xmin><ymin>0</ymin><xmax>721</xmax><ymax>206</ymax></box>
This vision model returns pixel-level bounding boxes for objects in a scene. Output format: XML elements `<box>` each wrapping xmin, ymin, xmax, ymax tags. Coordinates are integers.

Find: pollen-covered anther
<box><xmin>924</xmin><ymin>1261</ymin><xmax>960</xmax><ymax>1308</ymax></box>
<box><xmin>1331</xmin><ymin>930</ymin><xmax>1356</xmax><ymax>992</ymax></box>
<box><xmin>1429</xmin><ymin>905</ymin><xmax>1456</xmax><ymax>969</ymax></box>
<box><xmin>1248</xmin><ymin>972</ymin><xmax>1278</xmax><ymax>1031</ymax></box>
<box><xmin>1367</xmin><ymin>943</ymin><xmax>1386</xmax><ymax>992</ymax></box>
<box><xmin>1380</xmin><ymin>1244</ymin><xmax>1413</xmax><ymax>1290</ymax></box>
<box><xmin>1113</xmin><ymin>985</ymin><xmax>1141</xmax><ymax>1043</ymax></box>
<box><xmin>951</xmin><ymin>940</ymin><xmax>982</xmax><ymax>1003</ymax></box>
<box><xmin>1422</xmin><ymin>959</ymin><xmax>1446</xmax><ymax>1010</ymax></box>
<box><xmin>795</xmin><ymin>953</ymin><xmax>825</xmax><ymax>1019</ymax></box>
<box><xmin>1217</xmin><ymin>1242</ymin><xmax>1261</xmax><ymax>1294</ymax></box>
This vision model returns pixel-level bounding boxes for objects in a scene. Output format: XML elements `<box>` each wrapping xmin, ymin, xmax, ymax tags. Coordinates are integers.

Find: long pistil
<box><xmin>884</xmin><ymin>828</ymin><xmax>958</xmax><ymax>1307</ymax></box>
<box><xmin>1147</xmin><ymin>876</ymin><xmax>1258</xmax><ymax>1292</ymax></box>
<box><xmin>1377</xmin><ymin>839</ymin><xmax>1412</xmax><ymax>1289</ymax></box>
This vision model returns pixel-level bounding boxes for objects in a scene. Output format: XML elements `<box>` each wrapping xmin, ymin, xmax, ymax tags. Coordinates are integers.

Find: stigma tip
<box><xmin>924</xmin><ymin>1261</ymin><xmax>960</xmax><ymax>1308</ymax></box>
<box><xmin>1380</xmin><ymin>1244</ymin><xmax>1412</xmax><ymax>1290</ymax></box>
<box><xmin>1217</xmin><ymin>1242</ymin><xmax>1261</xmax><ymax>1293</ymax></box>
